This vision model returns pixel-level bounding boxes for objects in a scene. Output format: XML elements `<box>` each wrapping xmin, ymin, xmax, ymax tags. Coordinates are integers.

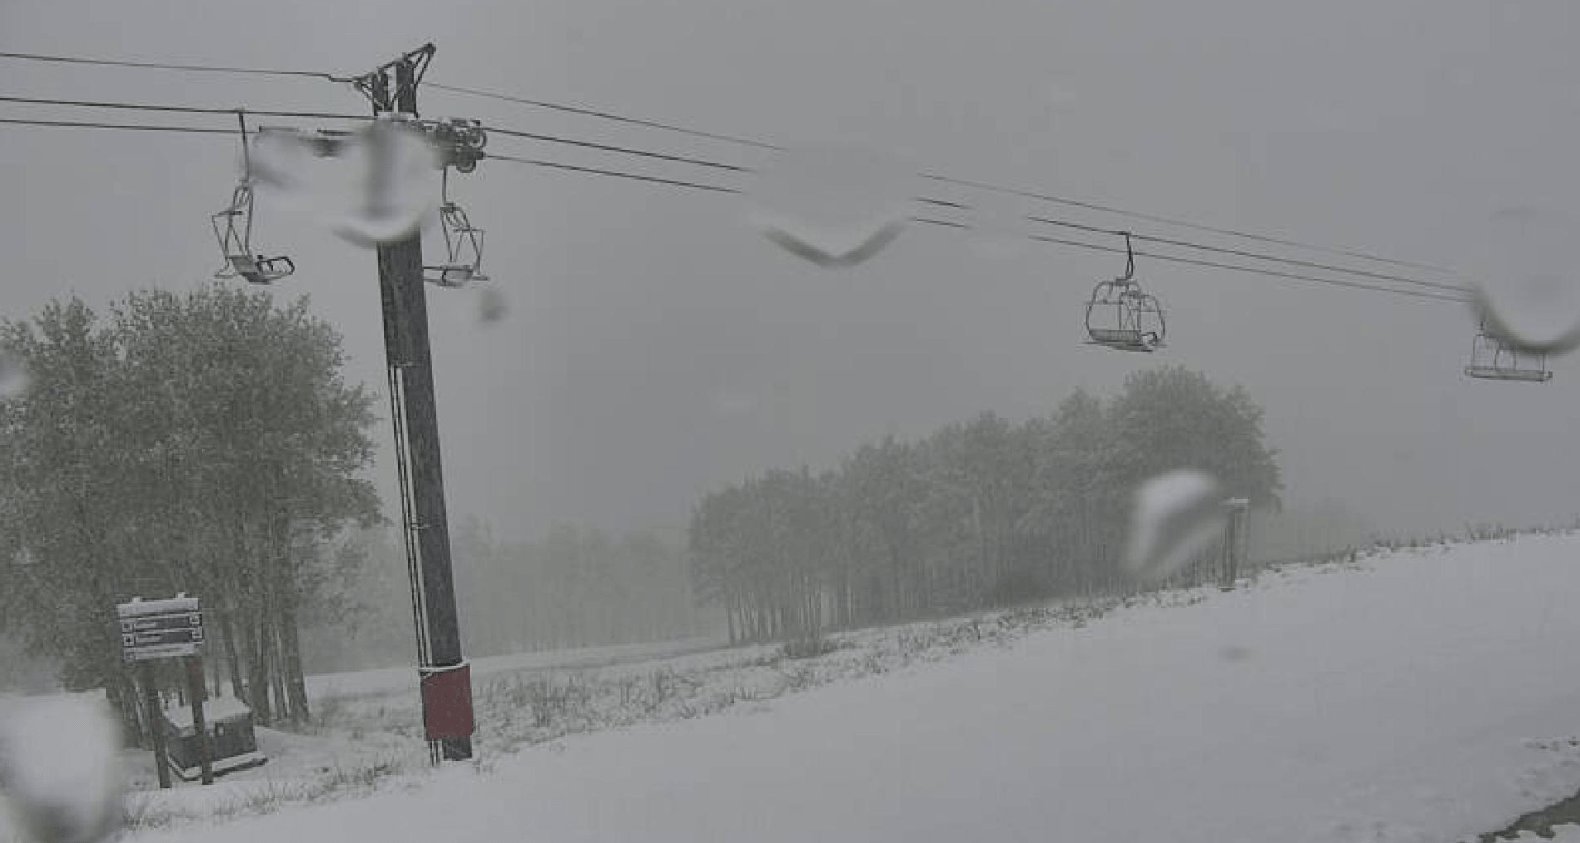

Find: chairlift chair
<box><xmin>211</xmin><ymin>183</ymin><xmax>296</xmax><ymax>285</ymax></box>
<box><xmin>211</xmin><ymin>114</ymin><xmax>295</xmax><ymax>285</ymax></box>
<box><xmin>1085</xmin><ymin>233</ymin><xmax>1165</xmax><ymax>352</ymax></box>
<box><xmin>423</xmin><ymin>170</ymin><xmax>488</xmax><ymax>287</ymax></box>
<box><xmin>1464</xmin><ymin>324</ymin><xmax>1552</xmax><ymax>382</ymax></box>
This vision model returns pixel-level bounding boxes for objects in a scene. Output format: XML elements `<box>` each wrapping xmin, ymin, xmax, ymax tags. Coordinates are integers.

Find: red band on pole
<box><xmin>419</xmin><ymin>662</ymin><xmax>474</xmax><ymax>741</ymax></box>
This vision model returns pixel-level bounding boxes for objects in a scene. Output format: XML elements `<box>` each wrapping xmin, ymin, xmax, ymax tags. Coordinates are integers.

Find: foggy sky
<box><xmin>2</xmin><ymin>0</ymin><xmax>1577</xmax><ymax>543</ymax></box>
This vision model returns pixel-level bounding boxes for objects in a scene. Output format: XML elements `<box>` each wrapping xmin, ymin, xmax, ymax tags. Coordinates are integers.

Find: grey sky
<box><xmin>1</xmin><ymin>0</ymin><xmax>1577</xmax><ymax>542</ymax></box>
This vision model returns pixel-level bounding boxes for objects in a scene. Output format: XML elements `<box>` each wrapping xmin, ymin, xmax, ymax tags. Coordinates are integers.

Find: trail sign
<box><xmin>121</xmin><ymin>614</ymin><xmax>202</xmax><ymax>632</ymax></box>
<box><xmin>117</xmin><ymin>596</ymin><xmax>204</xmax><ymax>662</ymax></box>
<box><xmin>114</xmin><ymin>594</ymin><xmax>216</xmax><ymax>790</ymax></box>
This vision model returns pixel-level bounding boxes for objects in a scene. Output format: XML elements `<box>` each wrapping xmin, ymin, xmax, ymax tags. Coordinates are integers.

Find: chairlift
<box><xmin>1085</xmin><ymin>233</ymin><xmax>1165</xmax><ymax>352</ymax></box>
<box><xmin>211</xmin><ymin>113</ymin><xmax>295</xmax><ymax>285</ymax></box>
<box><xmin>423</xmin><ymin>169</ymin><xmax>488</xmax><ymax>287</ymax></box>
<box><xmin>1464</xmin><ymin>322</ymin><xmax>1552</xmax><ymax>382</ymax></box>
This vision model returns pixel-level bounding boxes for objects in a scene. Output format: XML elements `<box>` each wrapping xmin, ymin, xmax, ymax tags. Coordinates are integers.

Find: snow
<box><xmin>15</xmin><ymin>534</ymin><xmax>1580</xmax><ymax>842</ymax></box>
<box><xmin>302</xmin><ymin>636</ymin><xmax>726</xmax><ymax>700</ymax></box>
<box><xmin>163</xmin><ymin>697</ymin><xmax>254</xmax><ymax>731</ymax></box>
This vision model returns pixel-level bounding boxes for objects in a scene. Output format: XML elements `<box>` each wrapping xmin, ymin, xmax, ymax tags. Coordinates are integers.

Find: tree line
<box><xmin>687</xmin><ymin>366</ymin><xmax>1282</xmax><ymax>645</ymax></box>
<box><xmin>301</xmin><ymin>521</ymin><xmax>702</xmax><ymax>673</ymax></box>
<box><xmin>452</xmin><ymin>520</ymin><xmax>700</xmax><ymax>654</ymax></box>
<box><xmin>0</xmin><ymin>287</ymin><xmax>379</xmax><ymax>737</ymax></box>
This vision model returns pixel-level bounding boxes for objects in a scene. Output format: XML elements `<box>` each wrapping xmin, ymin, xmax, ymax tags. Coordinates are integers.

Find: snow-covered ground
<box><xmin>12</xmin><ymin>534</ymin><xmax>1580</xmax><ymax>842</ymax></box>
<box><xmin>303</xmin><ymin>636</ymin><xmax>729</xmax><ymax>701</ymax></box>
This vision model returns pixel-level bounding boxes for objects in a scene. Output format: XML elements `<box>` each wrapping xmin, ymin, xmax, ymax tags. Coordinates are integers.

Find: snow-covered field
<box><xmin>11</xmin><ymin>533</ymin><xmax>1580</xmax><ymax>842</ymax></box>
<box><xmin>303</xmin><ymin>636</ymin><xmax>729</xmax><ymax>701</ymax></box>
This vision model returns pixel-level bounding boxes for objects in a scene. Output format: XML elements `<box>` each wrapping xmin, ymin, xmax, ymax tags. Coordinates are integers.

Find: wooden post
<box><xmin>185</xmin><ymin>656</ymin><xmax>213</xmax><ymax>785</ymax></box>
<box><xmin>140</xmin><ymin>662</ymin><xmax>171</xmax><ymax>789</ymax></box>
<box><xmin>1220</xmin><ymin>499</ymin><xmax>1250</xmax><ymax>590</ymax></box>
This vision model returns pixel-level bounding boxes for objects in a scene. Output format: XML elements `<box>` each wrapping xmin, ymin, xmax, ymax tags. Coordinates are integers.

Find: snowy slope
<box><xmin>42</xmin><ymin>534</ymin><xmax>1580</xmax><ymax>842</ymax></box>
<box><xmin>303</xmin><ymin>636</ymin><xmax>728</xmax><ymax>700</ymax></box>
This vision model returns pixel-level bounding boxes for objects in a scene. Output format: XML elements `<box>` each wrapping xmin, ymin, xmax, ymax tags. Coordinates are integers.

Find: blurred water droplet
<box><xmin>1473</xmin><ymin>206</ymin><xmax>1580</xmax><ymax>354</ymax></box>
<box><xmin>477</xmin><ymin>285</ymin><xmax>508</xmax><ymax>325</ymax></box>
<box><xmin>251</xmin><ymin>121</ymin><xmax>439</xmax><ymax>249</ymax></box>
<box><xmin>331</xmin><ymin>121</ymin><xmax>441</xmax><ymax>247</ymax></box>
<box><xmin>0</xmin><ymin>351</ymin><xmax>32</xmax><ymax>400</ymax></box>
<box><xmin>0</xmin><ymin>697</ymin><xmax>124</xmax><ymax>843</ymax></box>
<box><xmin>1121</xmin><ymin>469</ymin><xmax>1226</xmax><ymax>583</ymax></box>
<box><xmin>1219</xmin><ymin>645</ymin><xmax>1254</xmax><ymax>662</ymax></box>
<box><xmin>747</xmin><ymin>144</ymin><xmax>915</xmax><ymax>268</ymax></box>
<box><xmin>248</xmin><ymin>127</ymin><xmax>314</xmax><ymax>195</ymax></box>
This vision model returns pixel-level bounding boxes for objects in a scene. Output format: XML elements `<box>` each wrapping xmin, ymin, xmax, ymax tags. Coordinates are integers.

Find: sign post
<box><xmin>184</xmin><ymin>656</ymin><xmax>213</xmax><ymax>785</ymax></box>
<box><xmin>1219</xmin><ymin>498</ymin><xmax>1251</xmax><ymax>589</ymax></box>
<box><xmin>117</xmin><ymin>595</ymin><xmax>208</xmax><ymax>787</ymax></box>
<box><xmin>137</xmin><ymin>661</ymin><xmax>172</xmax><ymax>790</ymax></box>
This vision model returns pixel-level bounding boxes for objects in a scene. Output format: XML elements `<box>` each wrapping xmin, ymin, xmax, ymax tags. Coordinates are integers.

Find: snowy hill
<box><xmin>17</xmin><ymin>533</ymin><xmax>1580</xmax><ymax>843</ymax></box>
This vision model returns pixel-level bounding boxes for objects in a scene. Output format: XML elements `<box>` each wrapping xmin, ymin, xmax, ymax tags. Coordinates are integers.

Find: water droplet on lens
<box><xmin>1219</xmin><ymin>645</ymin><xmax>1254</xmax><ymax>662</ymax></box>
<box><xmin>747</xmin><ymin>144</ymin><xmax>915</xmax><ymax>268</ymax></box>
<box><xmin>250</xmin><ymin>122</ymin><xmax>439</xmax><ymax>248</ymax></box>
<box><xmin>0</xmin><ymin>697</ymin><xmax>124</xmax><ymax>843</ymax></box>
<box><xmin>330</xmin><ymin>121</ymin><xmax>441</xmax><ymax>247</ymax></box>
<box><xmin>0</xmin><ymin>351</ymin><xmax>32</xmax><ymax>400</ymax></box>
<box><xmin>478</xmin><ymin>286</ymin><xmax>508</xmax><ymax>325</ymax></box>
<box><xmin>1473</xmin><ymin>206</ymin><xmax>1580</xmax><ymax>354</ymax></box>
<box><xmin>1121</xmin><ymin>469</ymin><xmax>1226</xmax><ymax>583</ymax></box>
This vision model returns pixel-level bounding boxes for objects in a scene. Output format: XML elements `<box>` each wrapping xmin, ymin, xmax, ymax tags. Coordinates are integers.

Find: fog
<box><xmin>2</xmin><ymin>0</ymin><xmax>1577</xmax><ymax>550</ymax></box>
<box><xmin>8</xmin><ymin>8</ymin><xmax>1580</xmax><ymax>840</ymax></box>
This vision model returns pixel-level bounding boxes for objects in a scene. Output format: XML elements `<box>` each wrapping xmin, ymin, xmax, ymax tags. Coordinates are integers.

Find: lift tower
<box><xmin>351</xmin><ymin>44</ymin><xmax>474</xmax><ymax>762</ymax></box>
